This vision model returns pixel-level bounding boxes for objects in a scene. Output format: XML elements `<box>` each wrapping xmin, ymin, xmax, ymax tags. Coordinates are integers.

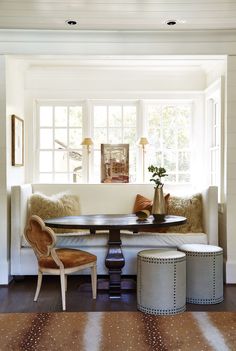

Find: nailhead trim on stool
<box><xmin>137</xmin><ymin>250</ymin><xmax>186</xmax><ymax>315</ymax></box>
<box><xmin>178</xmin><ymin>244</ymin><xmax>223</xmax><ymax>305</ymax></box>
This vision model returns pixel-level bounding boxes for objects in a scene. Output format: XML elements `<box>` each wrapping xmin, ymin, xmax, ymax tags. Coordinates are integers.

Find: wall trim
<box><xmin>225</xmin><ymin>260</ymin><xmax>236</xmax><ymax>283</ymax></box>
<box><xmin>0</xmin><ymin>30</ymin><xmax>236</xmax><ymax>55</ymax></box>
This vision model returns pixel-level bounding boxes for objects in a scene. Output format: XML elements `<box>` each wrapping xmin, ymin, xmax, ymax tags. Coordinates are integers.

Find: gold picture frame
<box><xmin>12</xmin><ymin>115</ymin><xmax>24</xmax><ymax>166</ymax></box>
<box><xmin>101</xmin><ymin>144</ymin><xmax>129</xmax><ymax>183</ymax></box>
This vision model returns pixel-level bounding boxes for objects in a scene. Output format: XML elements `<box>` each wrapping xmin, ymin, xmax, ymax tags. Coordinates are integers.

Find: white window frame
<box><xmin>143</xmin><ymin>100</ymin><xmax>193</xmax><ymax>185</ymax></box>
<box><xmin>36</xmin><ymin>101</ymin><xmax>85</xmax><ymax>183</ymax></box>
<box><xmin>33</xmin><ymin>97</ymin><xmax>205</xmax><ymax>188</ymax></box>
<box><xmin>205</xmin><ymin>78</ymin><xmax>223</xmax><ymax>202</ymax></box>
<box><xmin>90</xmin><ymin>100</ymin><xmax>139</xmax><ymax>183</ymax></box>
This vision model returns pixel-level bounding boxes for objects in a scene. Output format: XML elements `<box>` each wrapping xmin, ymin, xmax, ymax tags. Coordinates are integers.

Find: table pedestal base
<box><xmin>105</xmin><ymin>229</ymin><xmax>125</xmax><ymax>298</ymax></box>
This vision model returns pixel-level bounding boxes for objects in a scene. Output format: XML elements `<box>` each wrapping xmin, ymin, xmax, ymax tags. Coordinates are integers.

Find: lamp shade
<box><xmin>81</xmin><ymin>137</ymin><xmax>93</xmax><ymax>146</ymax></box>
<box><xmin>139</xmin><ymin>137</ymin><xmax>149</xmax><ymax>146</ymax></box>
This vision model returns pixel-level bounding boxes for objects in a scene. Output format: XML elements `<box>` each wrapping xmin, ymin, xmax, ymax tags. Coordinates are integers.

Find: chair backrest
<box><xmin>24</xmin><ymin>215</ymin><xmax>56</xmax><ymax>258</ymax></box>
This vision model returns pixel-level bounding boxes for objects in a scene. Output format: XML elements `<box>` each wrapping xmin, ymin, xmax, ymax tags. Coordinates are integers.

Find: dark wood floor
<box><xmin>0</xmin><ymin>276</ymin><xmax>236</xmax><ymax>313</ymax></box>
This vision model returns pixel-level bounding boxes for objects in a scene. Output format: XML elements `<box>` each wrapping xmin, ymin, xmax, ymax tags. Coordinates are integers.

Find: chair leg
<box><xmin>91</xmin><ymin>264</ymin><xmax>97</xmax><ymax>299</ymax></box>
<box><xmin>34</xmin><ymin>270</ymin><xmax>43</xmax><ymax>302</ymax></box>
<box><xmin>65</xmin><ymin>274</ymin><xmax>67</xmax><ymax>292</ymax></box>
<box><xmin>60</xmin><ymin>271</ymin><xmax>66</xmax><ymax>311</ymax></box>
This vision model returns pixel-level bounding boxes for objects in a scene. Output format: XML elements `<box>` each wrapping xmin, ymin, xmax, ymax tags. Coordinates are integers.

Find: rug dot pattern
<box><xmin>0</xmin><ymin>311</ymin><xmax>235</xmax><ymax>350</ymax></box>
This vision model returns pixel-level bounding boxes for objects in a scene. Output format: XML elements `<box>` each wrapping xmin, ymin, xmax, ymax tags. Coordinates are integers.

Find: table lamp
<box><xmin>81</xmin><ymin>137</ymin><xmax>93</xmax><ymax>183</ymax></box>
<box><xmin>139</xmin><ymin>137</ymin><xmax>149</xmax><ymax>183</ymax></box>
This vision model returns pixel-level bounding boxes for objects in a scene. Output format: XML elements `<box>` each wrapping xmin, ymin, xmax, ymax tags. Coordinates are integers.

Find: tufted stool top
<box><xmin>138</xmin><ymin>249</ymin><xmax>185</xmax><ymax>260</ymax></box>
<box><xmin>179</xmin><ymin>244</ymin><xmax>222</xmax><ymax>253</ymax></box>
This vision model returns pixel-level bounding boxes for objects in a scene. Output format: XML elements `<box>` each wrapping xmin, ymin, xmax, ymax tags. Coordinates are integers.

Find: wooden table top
<box><xmin>45</xmin><ymin>214</ymin><xmax>187</xmax><ymax>231</ymax></box>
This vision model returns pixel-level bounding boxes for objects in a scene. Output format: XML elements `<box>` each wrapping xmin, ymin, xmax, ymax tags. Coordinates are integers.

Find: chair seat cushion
<box><xmin>39</xmin><ymin>248</ymin><xmax>97</xmax><ymax>269</ymax></box>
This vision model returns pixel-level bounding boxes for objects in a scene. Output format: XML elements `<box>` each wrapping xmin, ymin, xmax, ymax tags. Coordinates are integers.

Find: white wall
<box><xmin>225</xmin><ymin>56</ymin><xmax>236</xmax><ymax>283</ymax></box>
<box><xmin>0</xmin><ymin>56</ymin><xmax>25</xmax><ymax>284</ymax></box>
<box><xmin>0</xmin><ymin>56</ymin><xmax>9</xmax><ymax>283</ymax></box>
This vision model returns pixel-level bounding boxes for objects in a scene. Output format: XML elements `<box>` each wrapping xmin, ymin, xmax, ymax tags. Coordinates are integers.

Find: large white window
<box><xmin>38</xmin><ymin>104</ymin><xmax>83</xmax><ymax>183</ymax></box>
<box><xmin>146</xmin><ymin>103</ymin><xmax>192</xmax><ymax>184</ymax></box>
<box><xmin>36</xmin><ymin>100</ymin><xmax>194</xmax><ymax>185</ymax></box>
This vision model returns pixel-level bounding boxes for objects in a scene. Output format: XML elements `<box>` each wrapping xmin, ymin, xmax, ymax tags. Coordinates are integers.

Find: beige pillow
<box><xmin>28</xmin><ymin>192</ymin><xmax>81</xmax><ymax>233</ymax></box>
<box><xmin>167</xmin><ymin>193</ymin><xmax>203</xmax><ymax>233</ymax></box>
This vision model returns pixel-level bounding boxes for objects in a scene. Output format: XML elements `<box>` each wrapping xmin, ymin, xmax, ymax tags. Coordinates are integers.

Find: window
<box><xmin>146</xmin><ymin>103</ymin><xmax>192</xmax><ymax>184</ymax></box>
<box><xmin>92</xmin><ymin>102</ymin><xmax>137</xmax><ymax>183</ymax></box>
<box><xmin>36</xmin><ymin>100</ymin><xmax>194</xmax><ymax>185</ymax></box>
<box><xmin>38</xmin><ymin>104</ymin><xmax>83</xmax><ymax>183</ymax></box>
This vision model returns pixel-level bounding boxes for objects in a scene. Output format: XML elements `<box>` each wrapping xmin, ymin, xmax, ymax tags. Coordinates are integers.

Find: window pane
<box><xmin>54</xmin><ymin>151</ymin><xmax>68</xmax><ymax>172</ymax></box>
<box><xmin>40</xmin><ymin>129</ymin><xmax>53</xmax><ymax>149</ymax></box>
<box><xmin>163</xmin><ymin>151</ymin><xmax>176</xmax><ymax>172</ymax></box>
<box><xmin>148</xmin><ymin>128</ymin><xmax>161</xmax><ymax>148</ymax></box>
<box><xmin>178</xmin><ymin>151</ymin><xmax>190</xmax><ymax>171</ymax></box>
<box><xmin>93</xmin><ymin>150</ymin><xmax>101</xmax><ymax>183</ymax></box>
<box><xmin>178</xmin><ymin>174</ymin><xmax>191</xmax><ymax>183</ymax></box>
<box><xmin>123</xmin><ymin>106</ymin><xmax>136</xmax><ymax>126</ymax></box>
<box><xmin>69</xmin><ymin>128</ymin><xmax>82</xmax><ymax>148</ymax></box>
<box><xmin>109</xmin><ymin>106</ymin><xmax>122</xmax><ymax>127</ymax></box>
<box><xmin>147</xmin><ymin>103</ymin><xmax>192</xmax><ymax>184</ymax></box>
<box><xmin>55</xmin><ymin>106</ymin><xmax>67</xmax><ymax>127</ymax></box>
<box><xmin>94</xmin><ymin>128</ymin><xmax>107</xmax><ymax>147</ymax></box>
<box><xmin>167</xmin><ymin>174</ymin><xmax>177</xmax><ymax>183</ymax></box>
<box><xmin>148</xmin><ymin>105</ymin><xmax>162</xmax><ymax>128</ymax></box>
<box><xmin>40</xmin><ymin>151</ymin><xmax>52</xmax><ymax>172</ymax></box>
<box><xmin>54</xmin><ymin>173</ymin><xmax>68</xmax><ymax>183</ymax></box>
<box><xmin>55</xmin><ymin>129</ymin><xmax>68</xmax><ymax>149</ymax></box>
<box><xmin>94</xmin><ymin>106</ymin><xmax>107</xmax><ymax>127</ymax></box>
<box><xmin>123</xmin><ymin>128</ymin><xmax>136</xmax><ymax>143</ymax></box>
<box><xmin>40</xmin><ymin>106</ymin><xmax>53</xmax><ymax>127</ymax></box>
<box><xmin>162</xmin><ymin>106</ymin><xmax>177</xmax><ymax>127</ymax></box>
<box><xmin>163</xmin><ymin>127</ymin><xmax>176</xmax><ymax>148</ymax></box>
<box><xmin>39</xmin><ymin>173</ymin><xmax>53</xmax><ymax>183</ymax></box>
<box><xmin>108</xmin><ymin>128</ymin><xmax>122</xmax><ymax>144</ymax></box>
<box><xmin>129</xmin><ymin>147</ymin><xmax>136</xmax><ymax>183</ymax></box>
<box><xmin>178</xmin><ymin>127</ymin><xmax>190</xmax><ymax>148</ymax></box>
<box><xmin>69</xmin><ymin>157</ymin><xmax>82</xmax><ymax>173</ymax></box>
<box><xmin>69</xmin><ymin>106</ymin><xmax>82</xmax><ymax>127</ymax></box>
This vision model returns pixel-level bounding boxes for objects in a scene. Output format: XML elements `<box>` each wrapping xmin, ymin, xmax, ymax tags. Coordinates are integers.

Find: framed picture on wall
<box><xmin>11</xmin><ymin>115</ymin><xmax>24</xmax><ymax>166</ymax></box>
<box><xmin>101</xmin><ymin>144</ymin><xmax>129</xmax><ymax>183</ymax></box>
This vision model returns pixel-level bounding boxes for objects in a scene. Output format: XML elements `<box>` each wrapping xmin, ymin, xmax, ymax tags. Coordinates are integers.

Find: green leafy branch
<box><xmin>148</xmin><ymin>165</ymin><xmax>168</xmax><ymax>188</ymax></box>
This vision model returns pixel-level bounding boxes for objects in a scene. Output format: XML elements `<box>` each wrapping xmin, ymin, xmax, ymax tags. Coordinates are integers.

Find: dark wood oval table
<box><xmin>45</xmin><ymin>214</ymin><xmax>187</xmax><ymax>298</ymax></box>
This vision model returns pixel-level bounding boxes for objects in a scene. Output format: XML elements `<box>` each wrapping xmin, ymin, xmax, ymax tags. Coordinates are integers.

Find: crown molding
<box><xmin>0</xmin><ymin>29</ymin><xmax>235</xmax><ymax>55</ymax></box>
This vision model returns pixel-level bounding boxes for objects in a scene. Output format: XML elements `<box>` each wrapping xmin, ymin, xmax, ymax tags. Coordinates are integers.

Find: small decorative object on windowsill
<box><xmin>148</xmin><ymin>165</ymin><xmax>168</xmax><ymax>222</ymax></box>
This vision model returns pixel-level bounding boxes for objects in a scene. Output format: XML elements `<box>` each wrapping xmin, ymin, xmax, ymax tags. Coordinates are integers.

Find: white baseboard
<box><xmin>0</xmin><ymin>259</ymin><xmax>12</xmax><ymax>284</ymax></box>
<box><xmin>225</xmin><ymin>259</ymin><xmax>236</xmax><ymax>283</ymax></box>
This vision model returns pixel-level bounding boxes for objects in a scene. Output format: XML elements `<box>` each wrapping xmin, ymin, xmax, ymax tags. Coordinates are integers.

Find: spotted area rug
<box><xmin>0</xmin><ymin>311</ymin><xmax>235</xmax><ymax>351</ymax></box>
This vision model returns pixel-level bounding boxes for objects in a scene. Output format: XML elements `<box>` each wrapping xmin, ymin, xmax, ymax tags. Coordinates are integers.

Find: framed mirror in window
<box><xmin>12</xmin><ymin>115</ymin><xmax>24</xmax><ymax>166</ymax></box>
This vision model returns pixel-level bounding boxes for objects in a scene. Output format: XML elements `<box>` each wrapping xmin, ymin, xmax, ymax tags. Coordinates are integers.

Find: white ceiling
<box><xmin>0</xmin><ymin>0</ymin><xmax>236</xmax><ymax>31</ymax></box>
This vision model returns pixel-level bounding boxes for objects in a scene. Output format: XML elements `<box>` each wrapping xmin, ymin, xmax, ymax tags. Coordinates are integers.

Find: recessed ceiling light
<box><xmin>166</xmin><ymin>20</ymin><xmax>177</xmax><ymax>26</ymax></box>
<box><xmin>65</xmin><ymin>19</ymin><xmax>78</xmax><ymax>26</ymax></box>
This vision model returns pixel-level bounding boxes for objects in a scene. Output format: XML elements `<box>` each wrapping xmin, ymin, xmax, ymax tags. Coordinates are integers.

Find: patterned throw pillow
<box><xmin>167</xmin><ymin>193</ymin><xmax>203</xmax><ymax>233</ymax></box>
<box><xmin>28</xmin><ymin>192</ymin><xmax>81</xmax><ymax>233</ymax></box>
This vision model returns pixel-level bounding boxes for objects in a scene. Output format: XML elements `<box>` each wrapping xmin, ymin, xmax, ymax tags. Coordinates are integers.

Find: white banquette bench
<box><xmin>11</xmin><ymin>184</ymin><xmax>218</xmax><ymax>276</ymax></box>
